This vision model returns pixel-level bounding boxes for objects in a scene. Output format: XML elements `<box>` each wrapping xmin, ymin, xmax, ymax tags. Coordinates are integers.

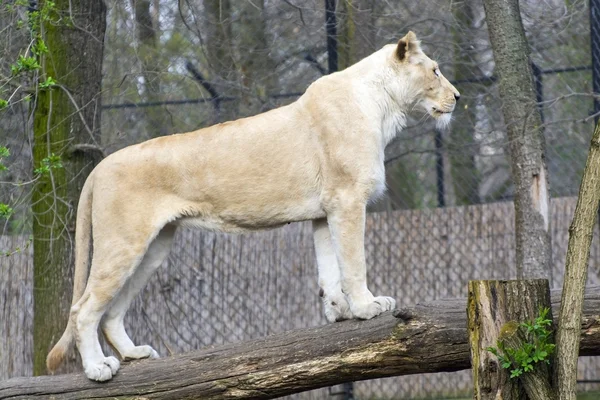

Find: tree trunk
<box><xmin>555</xmin><ymin>121</ymin><xmax>600</xmax><ymax>400</ymax></box>
<box><xmin>32</xmin><ymin>0</ymin><xmax>105</xmax><ymax>376</ymax></box>
<box><xmin>236</xmin><ymin>0</ymin><xmax>276</xmax><ymax>116</ymax></box>
<box><xmin>449</xmin><ymin>0</ymin><xmax>480</xmax><ymax>206</ymax></box>
<box><xmin>337</xmin><ymin>0</ymin><xmax>375</xmax><ymax>70</ymax></box>
<box><xmin>482</xmin><ymin>0</ymin><xmax>552</xmax><ymax>279</ymax></box>
<box><xmin>468</xmin><ymin>280</ymin><xmax>553</xmax><ymax>400</ymax></box>
<box><xmin>4</xmin><ymin>287</ymin><xmax>600</xmax><ymax>399</ymax></box>
<box><xmin>204</xmin><ymin>0</ymin><xmax>235</xmax><ymax>123</ymax></box>
<box><xmin>133</xmin><ymin>0</ymin><xmax>168</xmax><ymax>137</ymax></box>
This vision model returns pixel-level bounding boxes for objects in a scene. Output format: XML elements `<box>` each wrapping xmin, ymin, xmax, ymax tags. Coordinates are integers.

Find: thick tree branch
<box><xmin>555</xmin><ymin>121</ymin><xmax>600</xmax><ymax>400</ymax></box>
<box><xmin>1</xmin><ymin>287</ymin><xmax>599</xmax><ymax>399</ymax></box>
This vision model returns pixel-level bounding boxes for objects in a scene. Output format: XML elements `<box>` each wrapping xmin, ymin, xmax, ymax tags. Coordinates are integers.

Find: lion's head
<box><xmin>394</xmin><ymin>31</ymin><xmax>460</xmax><ymax>128</ymax></box>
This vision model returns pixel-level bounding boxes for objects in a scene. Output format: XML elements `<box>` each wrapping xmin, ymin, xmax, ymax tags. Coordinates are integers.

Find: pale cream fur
<box><xmin>46</xmin><ymin>32</ymin><xmax>459</xmax><ymax>381</ymax></box>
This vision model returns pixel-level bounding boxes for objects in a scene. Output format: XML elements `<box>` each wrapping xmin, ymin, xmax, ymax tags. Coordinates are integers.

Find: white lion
<box><xmin>47</xmin><ymin>31</ymin><xmax>459</xmax><ymax>381</ymax></box>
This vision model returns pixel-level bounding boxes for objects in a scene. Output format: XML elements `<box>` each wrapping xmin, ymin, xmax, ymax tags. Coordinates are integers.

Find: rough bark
<box><xmin>32</xmin><ymin>0</ymin><xmax>105</xmax><ymax>376</ymax></box>
<box><xmin>468</xmin><ymin>280</ymin><xmax>552</xmax><ymax>400</ymax></box>
<box><xmin>3</xmin><ymin>287</ymin><xmax>600</xmax><ymax>399</ymax></box>
<box><xmin>555</xmin><ymin>121</ymin><xmax>600</xmax><ymax>400</ymax></box>
<box><xmin>482</xmin><ymin>0</ymin><xmax>552</xmax><ymax>279</ymax></box>
<box><xmin>499</xmin><ymin>322</ymin><xmax>555</xmax><ymax>400</ymax></box>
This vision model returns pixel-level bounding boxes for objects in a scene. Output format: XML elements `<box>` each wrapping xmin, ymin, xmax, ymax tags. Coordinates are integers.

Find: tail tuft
<box><xmin>46</xmin><ymin>332</ymin><xmax>72</xmax><ymax>373</ymax></box>
<box><xmin>46</xmin><ymin>317</ymin><xmax>75</xmax><ymax>373</ymax></box>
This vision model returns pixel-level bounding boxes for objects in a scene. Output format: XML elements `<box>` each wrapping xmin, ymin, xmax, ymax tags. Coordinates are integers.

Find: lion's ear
<box><xmin>396</xmin><ymin>31</ymin><xmax>420</xmax><ymax>61</ymax></box>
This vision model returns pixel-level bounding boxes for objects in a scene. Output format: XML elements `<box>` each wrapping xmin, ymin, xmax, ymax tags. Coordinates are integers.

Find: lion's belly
<box><xmin>174</xmin><ymin>195</ymin><xmax>325</xmax><ymax>233</ymax></box>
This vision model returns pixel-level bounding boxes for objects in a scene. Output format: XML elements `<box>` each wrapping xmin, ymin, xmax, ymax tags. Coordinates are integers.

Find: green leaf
<box><xmin>0</xmin><ymin>203</ymin><xmax>14</xmax><ymax>219</ymax></box>
<box><xmin>487</xmin><ymin>347</ymin><xmax>499</xmax><ymax>356</ymax></box>
<box><xmin>11</xmin><ymin>54</ymin><xmax>41</xmax><ymax>75</ymax></box>
<box><xmin>33</xmin><ymin>39</ymin><xmax>48</xmax><ymax>55</ymax></box>
<box><xmin>510</xmin><ymin>368</ymin><xmax>523</xmax><ymax>379</ymax></box>
<box><xmin>39</xmin><ymin>76</ymin><xmax>56</xmax><ymax>88</ymax></box>
<box><xmin>35</xmin><ymin>153</ymin><xmax>63</xmax><ymax>175</ymax></box>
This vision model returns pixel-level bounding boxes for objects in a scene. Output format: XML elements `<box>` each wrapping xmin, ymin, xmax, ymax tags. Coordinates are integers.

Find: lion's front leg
<box><xmin>312</xmin><ymin>218</ymin><xmax>353</xmax><ymax>322</ymax></box>
<box><xmin>326</xmin><ymin>199</ymin><xmax>396</xmax><ymax>320</ymax></box>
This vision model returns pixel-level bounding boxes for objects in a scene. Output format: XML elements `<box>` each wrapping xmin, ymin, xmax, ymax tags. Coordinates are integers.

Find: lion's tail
<box><xmin>46</xmin><ymin>171</ymin><xmax>95</xmax><ymax>373</ymax></box>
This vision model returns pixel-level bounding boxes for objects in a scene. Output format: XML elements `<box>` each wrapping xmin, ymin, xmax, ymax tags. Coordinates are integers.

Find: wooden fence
<box><xmin>1</xmin><ymin>197</ymin><xmax>599</xmax><ymax>398</ymax></box>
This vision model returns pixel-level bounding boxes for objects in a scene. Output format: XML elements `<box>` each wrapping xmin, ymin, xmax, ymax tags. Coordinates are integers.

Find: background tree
<box><xmin>31</xmin><ymin>0</ymin><xmax>106</xmax><ymax>375</ymax></box>
<box><xmin>133</xmin><ymin>0</ymin><xmax>169</xmax><ymax>138</ymax></box>
<box><xmin>449</xmin><ymin>0</ymin><xmax>481</xmax><ymax>206</ymax></box>
<box><xmin>236</xmin><ymin>0</ymin><xmax>277</xmax><ymax>116</ymax></box>
<box><xmin>203</xmin><ymin>0</ymin><xmax>235</xmax><ymax>122</ymax></box>
<box><xmin>482</xmin><ymin>0</ymin><xmax>552</xmax><ymax>279</ymax></box>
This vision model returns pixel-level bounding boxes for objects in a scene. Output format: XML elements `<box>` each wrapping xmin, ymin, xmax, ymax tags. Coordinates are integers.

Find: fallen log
<box><xmin>1</xmin><ymin>287</ymin><xmax>599</xmax><ymax>400</ymax></box>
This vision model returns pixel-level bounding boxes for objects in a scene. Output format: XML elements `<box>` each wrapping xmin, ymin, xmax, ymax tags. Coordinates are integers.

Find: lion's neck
<box><xmin>347</xmin><ymin>47</ymin><xmax>416</xmax><ymax>147</ymax></box>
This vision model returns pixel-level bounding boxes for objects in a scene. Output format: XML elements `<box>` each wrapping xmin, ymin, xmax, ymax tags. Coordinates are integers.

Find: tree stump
<box><xmin>468</xmin><ymin>279</ymin><xmax>553</xmax><ymax>400</ymax></box>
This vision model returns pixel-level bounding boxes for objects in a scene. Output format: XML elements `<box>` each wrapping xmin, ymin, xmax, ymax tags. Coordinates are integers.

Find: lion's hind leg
<box><xmin>101</xmin><ymin>224</ymin><xmax>175</xmax><ymax>362</ymax></box>
<box><xmin>73</xmin><ymin>223</ymin><xmax>166</xmax><ymax>381</ymax></box>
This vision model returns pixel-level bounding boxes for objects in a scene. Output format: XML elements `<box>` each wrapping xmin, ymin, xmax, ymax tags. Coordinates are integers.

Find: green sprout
<box><xmin>487</xmin><ymin>308</ymin><xmax>555</xmax><ymax>379</ymax></box>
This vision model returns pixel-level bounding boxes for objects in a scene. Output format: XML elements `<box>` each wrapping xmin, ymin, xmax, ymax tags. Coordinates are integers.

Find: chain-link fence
<box><xmin>2</xmin><ymin>0</ymin><xmax>600</xmax><ymax>398</ymax></box>
<box><xmin>3</xmin><ymin>198</ymin><xmax>600</xmax><ymax>397</ymax></box>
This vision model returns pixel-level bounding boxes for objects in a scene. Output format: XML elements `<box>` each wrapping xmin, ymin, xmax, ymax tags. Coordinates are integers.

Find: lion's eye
<box><xmin>434</xmin><ymin>68</ymin><xmax>440</xmax><ymax>77</ymax></box>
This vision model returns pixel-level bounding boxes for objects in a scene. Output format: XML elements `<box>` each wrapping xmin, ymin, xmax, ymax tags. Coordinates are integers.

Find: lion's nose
<box><xmin>454</xmin><ymin>93</ymin><xmax>461</xmax><ymax>102</ymax></box>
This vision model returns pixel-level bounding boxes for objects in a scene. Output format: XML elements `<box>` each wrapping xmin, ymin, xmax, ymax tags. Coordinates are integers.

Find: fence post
<box><xmin>591</xmin><ymin>0</ymin><xmax>600</xmax><ymax>123</ymax></box>
<box><xmin>531</xmin><ymin>62</ymin><xmax>544</xmax><ymax>124</ymax></box>
<box><xmin>325</xmin><ymin>0</ymin><xmax>337</xmax><ymax>74</ymax></box>
<box><xmin>435</xmin><ymin>129</ymin><xmax>445</xmax><ymax>208</ymax></box>
<box><xmin>468</xmin><ymin>280</ymin><xmax>553</xmax><ymax>399</ymax></box>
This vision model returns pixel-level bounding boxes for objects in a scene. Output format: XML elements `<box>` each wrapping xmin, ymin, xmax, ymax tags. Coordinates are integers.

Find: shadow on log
<box><xmin>1</xmin><ymin>287</ymin><xmax>600</xmax><ymax>400</ymax></box>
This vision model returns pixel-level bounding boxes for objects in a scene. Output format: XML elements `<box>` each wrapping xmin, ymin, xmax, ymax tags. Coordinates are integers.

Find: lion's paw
<box><xmin>122</xmin><ymin>345</ymin><xmax>159</xmax><ymax>361</ymax></box>
<box><xmin>322</xmin><ymin>292</ymin><xmax>353</xmax><ymax>323</ymax></box>
<box><xmin>84</xmin><ymin>356</ymin><xmax>120</xmax><ymax>382</ymax></box>
<box><xmin>350</xmin><ymin>295</ymin><xmax>396</xmax><ymax>320</ymax></box>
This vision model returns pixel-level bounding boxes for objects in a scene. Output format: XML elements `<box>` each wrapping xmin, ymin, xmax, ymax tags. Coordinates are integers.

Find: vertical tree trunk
<box><xmin>133</xmin><ymin>0</ymin><xmax>167</xmax><ymax>137</ymax></box>
<box><xmin>449</xmin><ymin>0</ymin><xmax>480</xmax><ymax>206</ymax></box>
<box><xmin>204</xmin><ymin>0</ymin><xmax>235</xmax><ymax>123</ymax></box>
<box><xmin>32</xmin><ymin>0</ymin><xmax>105</xmax><ymax>376</ymax></box>
<box><xmin>482</xmin><ymin>0</ymin><xmax>552</xmax><ymax>279</ymax></box>
<box><xmin>468</xmin><ymin>279</ymin><xmax>552</xmax><ymax>400</ymax></box>
<box><xmin>337</xmin><ymin>0</ymin><xmax>374</xmax><ymax>70</ymax></box>
<box><xmin>555</xmin><ymin>121</ymin><xmax>600</xmax><ymax>400</ymax></box>
<box><xmin>237</xmin><ymin>0</ymin><xmax>276</xmax><ymax>116</ymax></box>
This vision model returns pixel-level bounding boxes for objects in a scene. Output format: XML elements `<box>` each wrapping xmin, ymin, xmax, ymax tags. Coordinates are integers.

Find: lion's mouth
<box><xmin>431</xmin><ymin>108</ymin><xmax>453</xmax><ymax>117</ymax></box>
<box><xmin>431</xmin><ymin>109</ymin><xmax>453</xmax><ymax>129</ymax></box>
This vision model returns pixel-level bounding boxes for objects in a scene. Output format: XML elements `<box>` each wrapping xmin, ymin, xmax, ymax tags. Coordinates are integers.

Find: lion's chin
<box><xmin>431</xmin><ymin>111</ymin><xmax>452</xmax><ymax>130</ymax></box>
